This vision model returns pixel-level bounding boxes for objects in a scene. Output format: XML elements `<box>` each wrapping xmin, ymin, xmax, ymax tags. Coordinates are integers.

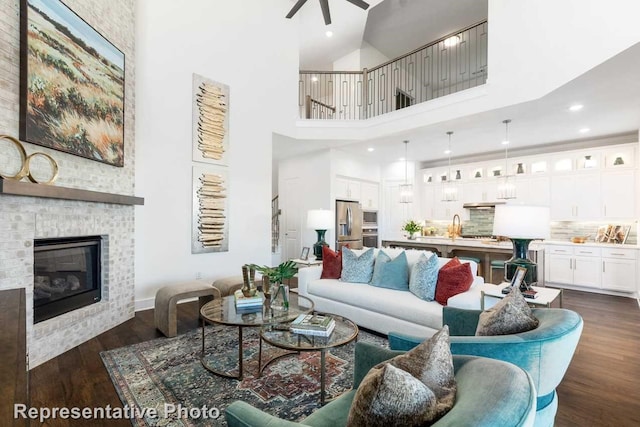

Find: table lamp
<box><xmin>307</xmin><ymin>209</ymin><xmax>334</xmax><ymax>260</ymax></box>
<box><xmin>492</xmin><ymin>205</ymin><xmax>550</xmax><ymax>288</ymax></box>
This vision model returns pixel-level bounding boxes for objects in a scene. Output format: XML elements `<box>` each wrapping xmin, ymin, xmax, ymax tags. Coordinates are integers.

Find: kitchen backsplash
<box><xmin>424</xmin><ymin>208</ymin><xmax>637</xmax><ymax>245</ymax></box>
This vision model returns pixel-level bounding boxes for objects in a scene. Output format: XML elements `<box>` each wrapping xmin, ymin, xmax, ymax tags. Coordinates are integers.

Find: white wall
<box><xmin>134</xmin><ymin>0</ymin><xmax>298</xmax><ymax>307</ymax></box>
<box><xmin>278</xmin><ymin>151</ymin><xmax>332</xmax><ymax>259</ymax></box>
<box><xmin>330</xmin><ymin>148</ymin><xmax>382</xmax><ymax>182</ymax></box>
<box><xmin>360</xmin><ymin>42</ymin><xmax>390</xmax><ymax>70</ymax></box>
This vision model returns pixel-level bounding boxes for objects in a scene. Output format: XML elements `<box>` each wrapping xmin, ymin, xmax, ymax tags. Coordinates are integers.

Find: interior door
<box><xmin>283</xmin><ymin>177</ymin><xmax>301</xmax><ymax>261</ymax></box>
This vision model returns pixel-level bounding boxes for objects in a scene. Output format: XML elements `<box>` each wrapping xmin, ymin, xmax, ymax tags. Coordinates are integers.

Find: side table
<box><xmin>481</xmin><ymin>285</ymin><xmax>563</xmax><ymax>310</ymax></box>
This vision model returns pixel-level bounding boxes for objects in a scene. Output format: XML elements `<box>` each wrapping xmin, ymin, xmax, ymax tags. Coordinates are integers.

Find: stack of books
<box><xmin>234</xmin><ymin>289</ymin><xmax>262</xmax><ymax>312</ymax></box>
<box><xmin>290</xmin><ymin>314</ymin><xmax>335</xmax><ymax>337</ymax></box>
<box><xmin>501</xmin><ymin>285</ymin><xmax>538</xmax><ymax>299</ymax></box>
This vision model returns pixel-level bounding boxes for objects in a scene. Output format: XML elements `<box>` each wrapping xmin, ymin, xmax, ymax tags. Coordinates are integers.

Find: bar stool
<box><xmin>458</xmin><ymin>256</ymin><xmax>482</xmax><ymax>277</ymax></box>
<box><xmin>489</xmin><ymin>260</ymin><xmax>506</xmax><ymax>284</ymax></box>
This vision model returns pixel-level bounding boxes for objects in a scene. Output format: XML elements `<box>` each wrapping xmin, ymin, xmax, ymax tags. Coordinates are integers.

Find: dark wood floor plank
<box><xmin>26</xmin><ymin>291</ymin><xmax>640</xmax><ymax>426</ymax></box>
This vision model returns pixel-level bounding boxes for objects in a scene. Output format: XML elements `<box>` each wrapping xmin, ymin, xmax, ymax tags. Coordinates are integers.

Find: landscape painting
<box><xmin>20</xmin><ymin>0</ymin><xmax>125</xmax><ymax>167</ymax></box>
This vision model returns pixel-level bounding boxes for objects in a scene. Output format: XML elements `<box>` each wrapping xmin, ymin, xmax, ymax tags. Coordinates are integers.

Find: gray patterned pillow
<box><xmin>341</xmin><ymin>247</ymin><xmax>375</xmax><ymax>283</ymax></box>
<box><xmin>347</xmin><ymin>327</ymin><xmax>456</xmax><ymax>426</ymax></box>
<box><xmin>409</xmin><ymin>252</ymin><xmax>439</xmax><ymax>300</ymax></box>
<box><xmin>346</xmin><ymin>363</ymin><xmax>437</xmax><ymax>427</ymax></box>
<box><xmin>475</xmin><ymin>286</ymin><xmax>540</xmax><ymax>336</ymax></box>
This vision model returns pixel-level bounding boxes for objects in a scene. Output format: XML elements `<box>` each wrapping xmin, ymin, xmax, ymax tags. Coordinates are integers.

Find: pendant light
<box><xmin>441</xmin><ymin>131</ymin><xmax>458</xmax><ymax>201</ymax></box>
<box><xmin>399</xmin><ymin>140</ymin><xmax>413</xmax><ymax>203</ymax></box>
<box><xmin>497</xmin><ymin>119</ymin><xmax>517</xmax><ymax>200</ymax></box>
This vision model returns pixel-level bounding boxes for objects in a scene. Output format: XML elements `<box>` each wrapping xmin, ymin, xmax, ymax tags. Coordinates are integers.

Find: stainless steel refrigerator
<box><xmin>336</xmin><ymin>200</ymin><xmax>363</xmax><ymax>250</ymax></box>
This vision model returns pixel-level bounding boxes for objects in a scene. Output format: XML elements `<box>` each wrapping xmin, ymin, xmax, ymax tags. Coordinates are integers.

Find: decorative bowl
<box><xmin>571</xmin><ymin>236</ymin><xmax>588</xmax><ymax>244</ymax></box>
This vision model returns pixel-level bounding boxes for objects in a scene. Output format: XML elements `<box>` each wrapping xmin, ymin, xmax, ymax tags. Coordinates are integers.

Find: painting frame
<box><xmin>192</xmin><ymin>73</ymin><xmax>230</xmax><ymax>166</ymax></box>
<box><xmin>192</xmin><ymin>164</ymin><xmax>229</xmax><ymax>254</ymax></box>
<box><xmin>510</xmin><ymin>266</ymin><xmax>528</xmax><ymax>290</ymax></box>
<box><xmin>596</xmin><ymin>224</ymin><xmax>631</xmax><ymax>244</ymax></box>
<box><xmin>300</xmin><ymin>247</ymin><xmax>310</xmax><ymax>261</ymax></box>
<box><xmin>19</xmin><ymin>0</ymin><xmax>126</xmax><ymax>167</ymax></box>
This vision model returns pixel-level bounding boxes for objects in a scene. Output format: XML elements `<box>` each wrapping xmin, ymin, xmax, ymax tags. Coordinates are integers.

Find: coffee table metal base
<box><xmin>200</xmin><ymin>318</ymin><xmax>245</xmax><ymax>380</ymax></box>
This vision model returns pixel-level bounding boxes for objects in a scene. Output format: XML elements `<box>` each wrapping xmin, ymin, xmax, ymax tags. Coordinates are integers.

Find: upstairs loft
<box><xmin>298</xmin><ymin>21</ymin><xmax>488</xmax><ymax>120</ymax></box>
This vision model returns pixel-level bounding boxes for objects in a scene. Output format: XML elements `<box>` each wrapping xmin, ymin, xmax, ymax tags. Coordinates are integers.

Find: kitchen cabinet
<box><xmin>424</xmin><ymin>184</ymin><xmax>464</xmax><ymax>220</ymax></box>
<box><xmin>360</xmin><ymin>182</ymin><xmax>380</xmax><ymax>210</ymax></box>
<box><xmin>550</xmin><ymin>173</ymin><xmax>601</xmax><ymax>220</ymax></box>
<box><xmin>335</xmin><ymin>177</ymin><xmax>361</xmax><ymax>201</ymax></box>
<box><xmin>601</xmin><ymin>248</ymin><xmax>636</xmax><ymax>293</ymax></box>
<box><xmin>514</xmin><ymin>176</ymin><xmax>550</xmax><ymax>206</ymax></box>
<box><xmin>601</xmin><ymin>170</ymin><xmax>636</xmax><ymax>218</ymax></box>
<box><xmin>546</xmin><ymin>245</ymin><xmax>601</xmax><ymax>288</ymax></box>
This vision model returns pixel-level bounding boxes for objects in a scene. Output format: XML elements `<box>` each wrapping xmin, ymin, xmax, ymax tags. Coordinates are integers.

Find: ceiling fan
<box><xmin>286</xmin><ymin>0</ymin><xmax>370</xmax><ymax>25</ymax></box>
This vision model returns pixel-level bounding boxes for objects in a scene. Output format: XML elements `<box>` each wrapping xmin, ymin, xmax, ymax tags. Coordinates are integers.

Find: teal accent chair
<box><xmin>389</xmin><ymin>307</ymin><xmax>583</xmax><ymax>427</ymax></box>
<box><xmin>226</xmin><ymin>341</ymin><xmax>537</xmax><ymax>427</ymax></box>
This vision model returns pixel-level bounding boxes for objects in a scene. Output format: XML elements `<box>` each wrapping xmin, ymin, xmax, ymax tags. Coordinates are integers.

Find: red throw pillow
<box><xmin>435</xmin><ymin>258</ymin><xmax>473</xmax><ymax>305</ymax></box>
<box><xmin>320</xmin><ymin>246</ymin><xmax>342</xmax><ymax>279</ymax></box>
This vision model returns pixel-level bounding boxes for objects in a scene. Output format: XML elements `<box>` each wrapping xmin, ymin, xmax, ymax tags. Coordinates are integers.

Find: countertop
<box><xmin>383</xmin><ymin>236</ymin><xmax>640</xmax><ymax>250</ymax></box>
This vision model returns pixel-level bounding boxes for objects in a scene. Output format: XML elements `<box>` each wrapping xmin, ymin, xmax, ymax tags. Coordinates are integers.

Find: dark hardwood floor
<box><xmin>25</xmin><ymin>289</ymin><xmax>640</xmax><ymax>426</ymax></box>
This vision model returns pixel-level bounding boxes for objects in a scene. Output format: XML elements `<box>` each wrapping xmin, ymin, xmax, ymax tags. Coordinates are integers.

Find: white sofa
<box><xmin>297</xmin><ymin>248</ymin><xmax>499</xmax><ymax>337</ymax></box>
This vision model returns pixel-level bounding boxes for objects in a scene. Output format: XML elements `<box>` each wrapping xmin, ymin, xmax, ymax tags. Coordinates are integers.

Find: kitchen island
<box><xmin>381</xmin><ymin>237</ymin><xmax>545</xmax><ymax>285</ymax></box>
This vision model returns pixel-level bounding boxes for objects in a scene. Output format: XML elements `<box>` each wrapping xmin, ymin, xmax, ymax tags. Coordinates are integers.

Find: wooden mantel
<box><xmin>0</xmin><ymin>178</ymin><xmax>144</xmax><ymax>206</ymax></box>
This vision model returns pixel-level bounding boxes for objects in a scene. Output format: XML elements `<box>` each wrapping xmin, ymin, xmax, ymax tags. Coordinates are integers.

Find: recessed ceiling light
<box><xmin>398</xmin><ymin>157</ymin><xmax>405</xmax><ymax>161</ymax></box>
<box><xmin>444</xmin><ymin>150</ymin><xmax>451</xmax><ymax>154</ymax></box>
<box><xmin>569</xmin><ymin>104</ymin><xmax>584</xmax><ymax>112</ymax></box>
<box><xmin>502</xmin><ymin>140</ymin><xmax>510</xmax><ymax>145</ymax></box>
<box><xmin>443</xmin><ymin>35</ymin><xmax>460</xmax><ymax>47</ymax></box>
<box><xmin>367</xmin><ymin>147</ymin><xmax>374</xmax><ymax>152</ymax></box>
<box><xmin>579</xmin><ymin>128</ymin><xmax>590</xmax><ymax>133</ymax></box>
<box><xmin>311</xmin><ymin>76</ymin><xmax>318</xmax><ymax>82</ymax></box>
<box><xmin>326</xmin><ymin>30</ymin><xmax>333</xmax><ymax>38</ymax></box>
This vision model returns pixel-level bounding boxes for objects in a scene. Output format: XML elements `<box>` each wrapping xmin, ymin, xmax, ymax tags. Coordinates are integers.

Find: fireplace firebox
<box><xmin>34</xmin><ymin>236</ymin><xmax>102</xmax><ymax>323</ymax></box>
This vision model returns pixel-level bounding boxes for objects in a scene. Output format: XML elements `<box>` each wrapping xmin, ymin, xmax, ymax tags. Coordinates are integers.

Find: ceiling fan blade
<box><xmin>319</xmin><ymin>0</ymin><xmax>331</xmax><ymax>25</ymax></box>
<box><xmin>286</xmin><ymin>0</ymin><xmax>309</xmax><ymax>19</ymax></box>
<box><xmin>345</xmin><ymin>0</ymin><xmax>370</xmax><ymax>10</ymax></box>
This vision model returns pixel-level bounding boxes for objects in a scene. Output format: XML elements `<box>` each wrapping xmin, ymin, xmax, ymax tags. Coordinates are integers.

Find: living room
<box><xmin>0</xmin><ymin>0</ymin><xmax>639</xmax><ymax>426</ymax></box>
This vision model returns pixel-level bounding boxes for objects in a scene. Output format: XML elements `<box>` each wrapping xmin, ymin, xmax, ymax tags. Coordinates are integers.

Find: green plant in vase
<box><xmin>402</xmin><ymin>220</ymin><xmax>422</xmax><ymax>240</ymax></box>
<box><xmin>251</xmin><ymin>261</ymin><xmax>298</xmax><ymax>310</ymax></box>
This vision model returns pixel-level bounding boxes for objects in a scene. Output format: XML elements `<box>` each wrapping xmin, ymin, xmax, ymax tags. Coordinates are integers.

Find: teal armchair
<box><xmin>226</xmin><ymin>341</ymin><xmax>537</xmax><ymax>427</ymax></box>
<box><xmin>389</xmin><ymin>307</ymin><xmax>583</xmax><ymax>427</ymax></box>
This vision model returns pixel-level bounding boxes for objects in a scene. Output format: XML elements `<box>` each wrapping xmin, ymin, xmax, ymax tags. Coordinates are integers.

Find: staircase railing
<box><xmin>271</xmin><ymin>196</ymin><xmax>280</xmax><ymax>253</ymax></box>
<box><xmin>298</xmin><ymin>20</ymin><xmax>487</xmax><ymax>120</ymax></box>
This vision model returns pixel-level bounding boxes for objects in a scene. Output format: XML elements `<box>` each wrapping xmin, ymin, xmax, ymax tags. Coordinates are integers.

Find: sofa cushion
<box><xmin>476</xmin><ymin>286</ymin><xmax>540</xmax><ymax>336</ymax></box>
<box><xmin>409</xmin><ymin>252</ymin><xmax>439</xmax><ymax>301</ymax></box>
<box><xmin>435</xmin><ymin>258</ymin><xmax>474</xmax><ymax>305</ymax></box>
<box><xmin>370</xmin><ymin>250</ymin><xmax>409</xmax><ymax>290</ymax></box>
<box><xmin>346</xmin><ymin>363</ymin><xmax>437</xmax><ymax>427</ymax></box>
<box><xmin>306</xmin><ymin>279</ymin><xmax>444</xmax><ymax>330</ymax></box>
<box><xmin>341</xmin><ymin>247</ymin><xmax>375</xmax><ymax>283</ymax></box>
<box><xmin>320</xmin><ymin>246</ymin><xmax>342</xmax><ymax>279</ymax></box>
<box><xmin>348</xmin><ymin>326</ymin><xmax>456</xmax><ymax>426</ymax></box>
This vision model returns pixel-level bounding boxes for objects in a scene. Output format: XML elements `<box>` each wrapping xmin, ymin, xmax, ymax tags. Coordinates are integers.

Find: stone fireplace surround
<box><xmin>0</xmin><ymin>196</ymin><xmax>134</xmax><ymax>368</ymax></box>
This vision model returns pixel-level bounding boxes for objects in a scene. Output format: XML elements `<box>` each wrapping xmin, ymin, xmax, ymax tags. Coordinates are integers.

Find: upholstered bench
<box><xmin>154</xmin><ymin>276</ymin><xmax>243</xmax><ymax>337</ymax></box>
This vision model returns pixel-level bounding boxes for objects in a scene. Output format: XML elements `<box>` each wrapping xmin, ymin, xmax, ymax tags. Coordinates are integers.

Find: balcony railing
<box><xmin>299</xmin><ymin>20</ymin><xmax>487</xmax><ymax>120</ymax></box>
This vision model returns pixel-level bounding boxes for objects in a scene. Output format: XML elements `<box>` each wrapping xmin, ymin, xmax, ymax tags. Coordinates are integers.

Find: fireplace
<box><xmin>33</xmin><ymin>236</ymin><xmax>102</xmax><ymax>323</ymax></box>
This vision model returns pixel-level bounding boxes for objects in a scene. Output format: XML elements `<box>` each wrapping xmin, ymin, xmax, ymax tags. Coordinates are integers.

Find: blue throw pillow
<box><xmin>409</xmin><ymin>253</ymin><xmax>439</xmax><ymax>301</ymax></box>
<box><xmin>370</xmin><ymin>251</ymin><xmax>409</xmax><ymax>290</ymax></box>
<box><xmin>341</xmin><ymin>247</ymin><xmax>375</xmax><ymax>283</ymax></box>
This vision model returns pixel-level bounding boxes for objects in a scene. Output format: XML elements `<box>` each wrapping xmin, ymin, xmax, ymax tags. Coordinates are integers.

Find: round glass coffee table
<box><xmin>200</xmin><ymin>293</ymin><xmax>314</xmax><ymax>379</ymax></box>
<box><xmin>259</xmin><ymin>313</ymin><xmax>359</xmax><ymax>405</ymax></box>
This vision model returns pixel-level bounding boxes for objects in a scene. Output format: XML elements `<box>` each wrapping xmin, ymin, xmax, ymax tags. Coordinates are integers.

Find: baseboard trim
<box><xmin>135</xmin><ymin>296</ymin><xmax>199</xmax><ymax>313</ymax></box>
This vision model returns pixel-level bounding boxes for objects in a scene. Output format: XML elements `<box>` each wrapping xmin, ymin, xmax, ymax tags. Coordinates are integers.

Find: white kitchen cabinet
<box><xmin>360</xmin><ymin>182</ymin><xmax>380</xmax><ymax>210</ymax></box>
<box><xmin>601</xmin><ymin>248</ymin><xmax>637</xmax><ymax>293</ymax></box>
<box><xmin>601</xmin><ymin>170</ymin><xmax>636</xmax><ymax>219</ymax></box>
<box><xmin>545</xmin><ymin>245</ymin><xmax>601</xmax><ymax>288</ymax></box>
<box><xmin>550</xmin><ymin>173</ymin><xmax>601</xmax><ymax>220</ymax></box>
<box><xmin>335</xmin><ymin>177</ymin><xmax>361</xmax><ymax>201</ymax></box>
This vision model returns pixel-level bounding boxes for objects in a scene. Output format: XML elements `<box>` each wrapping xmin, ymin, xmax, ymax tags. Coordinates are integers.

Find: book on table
<box><xmin>290</xmin><ymin>314</ymin><xmax>334</xmax><ymax>331</ymax></box>
<box><xmin>290</xmin><ymin>320</ymin><xmax>336</xmax><ymax>337</ymax></box>
<box><xmin>234</xmin><ymin>289</ymin><xmax>263</xmax><ymax>307</ymax></box>
<box><xmin>501</xmin><ymin>286</ymin><xmax>538</xmax><ymax>299</ymax></box>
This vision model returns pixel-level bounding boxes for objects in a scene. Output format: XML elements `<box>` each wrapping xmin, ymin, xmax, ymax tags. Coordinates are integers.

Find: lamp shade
<box><xmin>307</xmin><ymin>209</ymin><xmax>333</xmax><ymax>230</ymax></box>
<box><xmin>493</xmin><ymin>205</ymin><xmax>550</xmax><ymax>239</ymax></box>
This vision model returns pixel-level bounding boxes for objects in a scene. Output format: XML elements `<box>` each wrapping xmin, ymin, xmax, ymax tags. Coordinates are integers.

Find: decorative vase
<box><xmin>614</xmin><ymin>156</ymin><xmax>624</xmax><ymax>166</ymax></box>
<box><xmin>261</xmin><ymin>275</ymin><xmax>271</xmax><ymax>297</ymax></box>
<box><xmin>241</xmin><ymin>265</ymin><xmax>257</xmax><ymax>297</ymax></box>
<box><xmin>270</xmin><ymin>283</ymin><xmax>289</xmax><ymax>311</ymax></box>
<box><xmin>517</xmin><ymin>163</ymin><xmax>524</xmax><ymax>174</ymax></box>
<box><xmin>475</xmin><ymin>171</ymin><xmax>481</xmax><ymax>178</ymax></box>
<box><xmin>407</xmin><ymin>232</ymin><xmax>417</xmax><ymax>240</ymax></box>
<box><xmin>455</xmin><ymin>170</ymin><xmax>461</xmax><ymax>180</ymax></box>
<box><xmin>493</xmin><ymin>170</ymin><xmax>501</xmax><ymax>176</ymax></box>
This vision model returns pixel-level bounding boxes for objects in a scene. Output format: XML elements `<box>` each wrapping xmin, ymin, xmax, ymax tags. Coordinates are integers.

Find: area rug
<box><xmin>101</xmin><ymin>325</ymin><xmax>387</xmax><ymax>426</ymax></box>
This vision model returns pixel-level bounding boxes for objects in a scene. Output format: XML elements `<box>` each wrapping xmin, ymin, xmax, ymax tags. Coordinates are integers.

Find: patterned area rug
<box><xmin>101</xmin><ymin>325</ymin><xmax>387</xmax><ymax>426</ymax></box>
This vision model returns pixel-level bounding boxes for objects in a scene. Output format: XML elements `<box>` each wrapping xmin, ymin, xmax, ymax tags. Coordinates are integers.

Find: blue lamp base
<box><xmin>505</xmin><ymin>238</ymin><xmax>537</xmax><ymax>289</ymax></box>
